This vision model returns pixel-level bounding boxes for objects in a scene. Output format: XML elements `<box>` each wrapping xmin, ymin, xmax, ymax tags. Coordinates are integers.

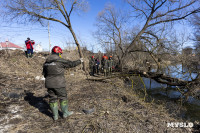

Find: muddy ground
<box><xmin>0</xmin><ymin>50</ymin><xmax>199</xmax><ymax>133</ymax></box>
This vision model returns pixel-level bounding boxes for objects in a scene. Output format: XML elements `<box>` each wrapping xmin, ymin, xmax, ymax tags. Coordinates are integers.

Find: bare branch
<box><xmin>148</xmin><ymin>8</ymin><xmax>200</xmax><ymax>27</ymax></box>
<box><xmin>69</xmin><ymin>0</ymin><xmax>77</xmax><ymax>17</ymax></box>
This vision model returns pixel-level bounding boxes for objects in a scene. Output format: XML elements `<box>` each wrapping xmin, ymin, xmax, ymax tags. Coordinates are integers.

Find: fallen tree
<box><xmin>127</xmin><ymin>69</ymin><xmax>200</xmax><ymax>87</ymax></box>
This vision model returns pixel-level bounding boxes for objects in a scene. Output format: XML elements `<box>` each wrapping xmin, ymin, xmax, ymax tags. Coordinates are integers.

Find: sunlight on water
<box><xmin>138</xmin><ymin>64</ymin><xmax>200</xmax><ymax>116</ymax></box>
<box><xmin>166</xmin><ymin>64</ymin><xmax>198</xmax><ymax>81</ymax></box>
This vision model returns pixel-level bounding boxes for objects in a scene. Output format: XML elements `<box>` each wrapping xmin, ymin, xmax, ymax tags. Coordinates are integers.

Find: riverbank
<box><xmin>0</xmin><ymin>72</ymin><xmax>196</xmax><ymax>132</ymax></box>
<box><xmin>0</xmin><ymin>50</ymin><xmax>199</xmax><ymax>132</ymax></box>
<box><xmin>126</xmin><ymin>75</ymin><xmax>200</xmax><ymax>121</ymax></box>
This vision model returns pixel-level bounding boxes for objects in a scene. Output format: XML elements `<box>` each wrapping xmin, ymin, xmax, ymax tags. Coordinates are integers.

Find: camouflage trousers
<box><xmin>47</xmin><ymin>88</ymin><xmax>68</xmax><ymax>103</ymax></box>
<box><xmin>108</xmin><ymin>67</ymin><xmax>112</xmax><ymax>73</ymax></box>
<box><xmin>103</xmin><ymin>68</ymin><xmax>108</xmax><ymax>76</ymax></box>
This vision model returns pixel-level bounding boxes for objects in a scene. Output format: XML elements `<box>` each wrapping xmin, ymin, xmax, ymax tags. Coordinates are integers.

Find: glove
<box><xmin>80</xmin><ymin>58</ymin><xmax>84</xmax><ymax>63</ymax></box>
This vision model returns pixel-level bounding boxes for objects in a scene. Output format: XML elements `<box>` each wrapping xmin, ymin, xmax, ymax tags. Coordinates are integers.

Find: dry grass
<box><xmin>0</xmin><ymin>50</ymin><xmax>196</xmax><ymax>133</ymax></box>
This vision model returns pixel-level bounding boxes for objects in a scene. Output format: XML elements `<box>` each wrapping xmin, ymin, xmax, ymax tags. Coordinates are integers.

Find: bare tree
<box><xmin>189</xmin><ymin>13</ymin><xmax>200</xmax><ymax>73</ymax></box>
<box><xmin>94</xmin><ymin>4</ymin><xmax>130</xmax><ymax>70</ymax></box>
<box><xmin>95</xmin><ymin>0</ymin><xmax>200</xmax><ymax>88</ymax></box>
<box><xmin>193</xmin><ymin>14</ymin><xmax>200</xmax><ymax>57</ymax></box>
<box><xmin>2</xmin><ymin>0</ymin><xmax>89</xmax><ymax>71</ymax></box>
<box><xmin>125</xmin><ymin>0</ymin><xmax>200</xmax><ymax>55</ymax></box>
<box><xmin>125</xmin><ymin>0</ymin><xmax>200</xmax><ymax>89</ymax></box>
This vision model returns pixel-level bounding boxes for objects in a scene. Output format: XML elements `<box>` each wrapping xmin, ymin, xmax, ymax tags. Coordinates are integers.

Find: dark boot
<box><xmin>49</xmin><ymin>102</ymin><xmax>58</xmax><ymax>120</ymax></box>
<box><xmin>60</xmin><ymin>100</ymin><xmax>73</xmax><ymax>118</ymax></box>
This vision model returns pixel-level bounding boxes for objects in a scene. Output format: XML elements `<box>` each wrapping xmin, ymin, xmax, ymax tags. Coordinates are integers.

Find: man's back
<box><xmin>43</xmin><ymin>54</ymin><xmax>81</xmax><ymax>88</ymax></box>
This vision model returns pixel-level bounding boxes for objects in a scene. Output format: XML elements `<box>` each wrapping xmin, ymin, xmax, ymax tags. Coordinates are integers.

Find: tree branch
<box><xmin>54</xmin><ymin>0</ymin><xmax>69</xmax><ymax>25</ymax></box>
<box><xmin>148</xmin><ymin>8</ymin><xmax>200</xmax><ymax>27</ymax></box>
<box><xmin>69</xmin><ymin>0</ymin><xmax>77</xmax><ymax>17</ymax></box>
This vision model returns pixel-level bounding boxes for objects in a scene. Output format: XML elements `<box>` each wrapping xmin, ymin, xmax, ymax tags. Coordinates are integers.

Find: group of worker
<box><xmin>89</xmin><ymin>54</ymin><xmax>114</xmax><ymax>77</ymax></box>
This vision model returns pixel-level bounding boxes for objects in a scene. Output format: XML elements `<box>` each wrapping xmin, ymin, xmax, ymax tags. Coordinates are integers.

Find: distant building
<box><xmin>182</xmin><ymin>47</ymin><xmax>193</xmax><ymax>55</ymax></box>
<box><xmin>34</xmin><ymin>44</ymin><xmax>43</xmax><ymax>53</ymax></box>
<box><xmin>0</xmin><ymin>41</ymin><xmax>23</xmax><ymax>50</ymax></box>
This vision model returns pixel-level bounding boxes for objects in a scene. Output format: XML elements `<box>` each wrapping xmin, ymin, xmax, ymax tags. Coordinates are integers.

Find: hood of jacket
<box><xmin>45</xmin><ymin>53</ymin><xmax>60</xmax><ymax>63</ymax></box>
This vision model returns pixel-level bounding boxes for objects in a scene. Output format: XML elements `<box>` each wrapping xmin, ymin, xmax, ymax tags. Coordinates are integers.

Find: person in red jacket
<box><xmin>25</xmin><ymin>37</ymin><xmax>35</xmax><ymax>58</ymax></box>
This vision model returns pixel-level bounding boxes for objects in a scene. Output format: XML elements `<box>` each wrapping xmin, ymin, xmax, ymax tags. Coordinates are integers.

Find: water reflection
<box><xmin>128</xmin><ymin>64</ymin><xmax>200</xmax><ymax>121</ymax></box>
<box><xmin>143</xmin><ymin>77</ymin><xmax>167</xmax><ymax>90</ymax></box>
<box><xmin>139</xmin><ymin>64</ymin><xmax>200</xmax><ymax>106</ymax></box>
<box><xmin>166</xmin><ymin>64</ymin><xmax>198</xmax><ymax>81</ymax></box>
<box><xmin>187</xmin><ymin>96</ymin><xmax>200</xmax><ymax>106</ymax></box>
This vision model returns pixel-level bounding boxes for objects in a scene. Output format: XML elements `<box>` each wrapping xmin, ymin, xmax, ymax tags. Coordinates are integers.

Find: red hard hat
<box><xmin>52</xmin><ymin>46</ymin><xmax>63</xmax><ymax>54</ymax></box>
<box><xmin>103</xmin><ymin>56</ymin><xmax>108</xmax><ymax>59</ymax></box>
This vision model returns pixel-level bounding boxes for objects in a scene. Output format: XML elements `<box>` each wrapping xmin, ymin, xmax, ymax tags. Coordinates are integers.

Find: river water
<box><xmin>129</xmin><ymin>64</ymin><xmax>200</xmax><ymax>121</ymax></box>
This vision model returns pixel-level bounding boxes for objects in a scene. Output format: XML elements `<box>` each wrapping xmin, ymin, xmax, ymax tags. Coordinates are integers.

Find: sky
<box><xmin>0</xmin><ymin>0</ymin><xmax>128</xmax><ymax>52</ymax></box>
<box><xmin>0</xmin><ymin>0</ymin><xmax>196</xmax><ymax>53</ymax></box>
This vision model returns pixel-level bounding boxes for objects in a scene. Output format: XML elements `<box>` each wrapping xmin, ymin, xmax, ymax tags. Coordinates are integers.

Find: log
<box><xmin>127</xmin><ymin>69</ymin><xmax>198</xmax><ymax>86</ymax></box>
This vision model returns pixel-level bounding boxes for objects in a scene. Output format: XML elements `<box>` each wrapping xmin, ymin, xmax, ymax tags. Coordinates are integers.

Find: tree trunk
<box><xmin>117</xmin><ymin>55</ymin><xmax>123</xmax><ymax>72</ymax></box>
<box><xmin>69</xmin><ymin>27</ymin><xmax>86</xmax><ymax>71</ymax></box>
<box><xmin>127</xmin><ymin>69</ymin><xmax>196</xmax><ymax>86</ymax></box>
